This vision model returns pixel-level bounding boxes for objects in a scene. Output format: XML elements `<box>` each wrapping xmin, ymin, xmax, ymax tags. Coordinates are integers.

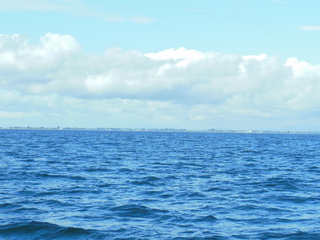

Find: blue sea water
<box><xmin>1</xmin><ymin>129</ymin><xmax>320</xmax><ymax>239</ymax></box>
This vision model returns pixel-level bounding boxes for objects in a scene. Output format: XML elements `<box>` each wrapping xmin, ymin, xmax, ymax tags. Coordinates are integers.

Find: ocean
<box><xmin>1</xmin><ymin>129</ymin><xmax>320</xmax><ymax>239</ymax></box>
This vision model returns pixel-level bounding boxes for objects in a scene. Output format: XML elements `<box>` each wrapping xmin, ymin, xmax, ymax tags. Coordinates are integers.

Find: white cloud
<box><xmin>130</xmin><ymin>16</ymin><xmax>155</xmax><ymax>24</ymax></box>
<box><xmin>0</xmin><ymin>33</ymin><xmax>80</xmax><ymax>92</ymax></box>
<box><xmin>242</xmin><ymin>54</ymin><xmax>268</xmax><ymax>61</ymax></box>
<box><xmin>146</xmin><ymin>48</ymin><xmax>208</xmax><ymax>61</ymax></box>
<box><xmin>285</xmin><ymin>57</ymin><xmax>320</xmax><ymax>77</ymax></box>
<box><xmin>1</xmin><ymin>33</ymin><xmax>320</xmax><ymax>130</ymax></box>
<box><xmin>300</xmin><ymin>25</ymin><xmax>320</xmax><ymax>31</ymax></box>
<box><xmin>0</xmin><ymin>0</ymin><xmax>154</xmax><ymax>24</ymax></box>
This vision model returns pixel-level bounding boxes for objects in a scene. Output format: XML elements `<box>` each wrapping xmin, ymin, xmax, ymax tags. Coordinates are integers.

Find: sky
<box><xmin>1</xmin><ymin>0</ymin><xmax>320</xmax><ymax>131</ymax></box>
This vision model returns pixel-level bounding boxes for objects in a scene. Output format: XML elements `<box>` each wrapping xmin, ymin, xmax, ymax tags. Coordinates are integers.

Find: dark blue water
<box><xmin>1</xmin><ymin>130</ymin><xmax>320</xmax><ymax>239</ymax></box>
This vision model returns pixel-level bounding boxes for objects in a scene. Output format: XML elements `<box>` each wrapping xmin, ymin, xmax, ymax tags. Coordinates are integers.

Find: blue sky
<box><xmin>1</xmin><ymin>0</ymin><xmax>320</xmax><ymax>131</ymax></box>
<box><xmin>2</xmin><ymin>0</ymin><xmax>320</xmax><ymax>61</ymax></box>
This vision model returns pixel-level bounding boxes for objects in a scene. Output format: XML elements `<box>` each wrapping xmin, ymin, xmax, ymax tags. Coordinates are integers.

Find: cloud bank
<box><xmin>1</xmin><ymin>33</ymin><xmax>320</xmax><ymax>130</ymax></box>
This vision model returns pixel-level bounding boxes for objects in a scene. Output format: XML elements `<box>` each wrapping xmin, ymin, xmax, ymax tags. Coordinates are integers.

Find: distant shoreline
<box><xmin>1</xmin><ymin>127</ymin><xmax>319</xmax><ymax>135</ymax></box>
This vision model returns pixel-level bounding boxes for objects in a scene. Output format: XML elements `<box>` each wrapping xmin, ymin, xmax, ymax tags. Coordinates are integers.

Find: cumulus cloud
<box><xmin>0</xmin><ymin>33</ymin><xmax>80</xmax><ymax>95</ymax></box>
<box><xmin>1</xmin><ymin>33</ymin><xmax>320</xmax><ymax>129</ymax></box>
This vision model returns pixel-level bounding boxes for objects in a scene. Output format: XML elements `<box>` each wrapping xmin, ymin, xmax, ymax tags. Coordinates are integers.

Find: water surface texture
<box><xmin>1</xmin><ymin>130</ymin><xmax>320</xmax><ymax>239</ymax></box>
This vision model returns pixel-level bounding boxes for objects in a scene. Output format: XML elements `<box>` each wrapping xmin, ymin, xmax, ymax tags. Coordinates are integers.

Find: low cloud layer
<box><xmin>1</xmin><ymin>33</ymin><xmax>320</xmax><ymax>130</ymax></box>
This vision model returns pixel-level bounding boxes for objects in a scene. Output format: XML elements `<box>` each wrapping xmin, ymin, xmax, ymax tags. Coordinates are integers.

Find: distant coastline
<box><xmin>1</xmin><ymin>126</ymin><xmax>319</xmax><ymax>135</ymax></box>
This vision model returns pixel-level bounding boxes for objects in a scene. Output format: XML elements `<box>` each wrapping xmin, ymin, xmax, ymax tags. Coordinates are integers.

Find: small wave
<box><xmin>97</xmin><ymin>183</ymin><xmax>113</xmax><ymax>188</ymax></box>
<box><xmin>195</xmin><ymin>215</ymin><xmax>218</xmax><ymax>222</ymax></box>
<box><xmin>264</xmin><ymin>207</ymin><xmax>293</xmax><ymax>213</ymax></box>
<box><xmin>275</xmin><ymin>195</ymin><xmax>320</xmax><ymax>204</ymax></box>
<box><xmin>84</xmin><ymin>167</ymin><xmax>110</xmax><ymax>173</ymax></box>
<box><xmin>205</xmin><ymin>187</ymin><xmax>232</xmax><ymax>192</ymax></box>
<box><xmin>0</xmin><ymin>203</ymin><xmax>19</xmax><ymax>210</ymax></box>
<box><xmin>141</xmin><ymin>190</ymin><xmax>162</xmax><ymax>196</ymax></box>
<box><xmin>130</xmin><ymin>180</ymin><xmax>156</xmax><ymax>186</ymax></box>
<box><xmin>173</xmin><ymin>235</ymin><xmax>227</xmax><ymax>240</ymax></box>
<box><xmin>163</xmin><ymin>175</ymin><xmax>179</xmax><ymax>180</ymax></box>
<box><xmin>118</xmin><ymin>167</ymin><xmax>134</xmax><ymax>173</ymax></box>
<box><xmin>142</xmin><ymin>176</ymin><xmax>161</xmax><ymax>182</ymax></box>
<box><xmin>65</xmin><ymin>188</ymin><xmax>102</xmax><ymax>195</ymax></box>
<box><xmin>251</xmin><ymin>231</ymin><xmax>320</xmax><ymax>240</ymax></box>
<box><xmin>0</xmin><ymin>221</ymin><xmax>106</xmax><ymax>240</ymax></box>
<box><xmin>110</xmin><ymin>204</ymin><xmax>168</xmax><ymax>218</ymax></box>
<box><xmin>157</xmin><ymin>214</ymin><xmax>187</xmax><ymax>223</ymax></box>
<box><xmin>233</xmin><ymin>204</ymin><xmax>261</xmax><ymax>211</ymax></box>
<box><xmin>178</xmin><ymin>192</ymin><xmax>206</xmax><ymax>199</ymax></box>
<box><xmin>160</xmin><ymin>193</ymin><xmax>174</xmax><ymax>199</ymax></box>
<box><xmin>35</xmin><ymin>190</ymin><xmax>63</xmax><ymax>197</ymax></box>
<box><xmin>36</xmin><ymin>173</ymin><xmax>87</xmax><ymax>181</ymax></box>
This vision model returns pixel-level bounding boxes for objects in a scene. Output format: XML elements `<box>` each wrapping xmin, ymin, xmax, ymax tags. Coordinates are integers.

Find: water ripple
<box><xmin>1</xmin><ymin>130</ymin><xmax>320</xmax><ymax>239</ymax></box>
